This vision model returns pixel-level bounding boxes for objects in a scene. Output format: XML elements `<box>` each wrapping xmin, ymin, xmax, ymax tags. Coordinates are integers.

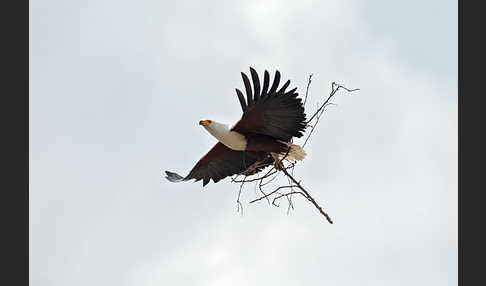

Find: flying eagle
<box><xmin>165</xmin><ymin>67</ymin><xmax>307</xmax><ymax>186</ymax></box>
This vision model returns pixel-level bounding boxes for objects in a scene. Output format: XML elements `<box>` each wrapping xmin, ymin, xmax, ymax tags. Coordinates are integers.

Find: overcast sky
<box><xmin>30</xmin><ymin>0</ymin><xmax>457</xmax><ymax>285</ymax></box>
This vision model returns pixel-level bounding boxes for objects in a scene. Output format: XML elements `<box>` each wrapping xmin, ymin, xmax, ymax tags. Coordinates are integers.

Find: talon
<box><xmin>271</xmin><ymin>153</ymin><xmax>284</xmax><ymax>170</ymax></box>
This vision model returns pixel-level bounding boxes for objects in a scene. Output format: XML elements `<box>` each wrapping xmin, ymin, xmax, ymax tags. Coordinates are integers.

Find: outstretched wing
<box><xmin>232</xmin><ymin>67</ymin><xmax>306</xmax><ymax>141</ymax></box>
<box><xmin>166</xmin><ymin>142</ymin><xmax>272</xmax><ymax>187</ymax></box>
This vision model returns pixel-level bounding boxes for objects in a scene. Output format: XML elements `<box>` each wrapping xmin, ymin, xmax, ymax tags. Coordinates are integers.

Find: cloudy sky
<box><xmin>30</xmin><ymin>0</ymin><xmax>457</xmax><ymax>285</ymax></box>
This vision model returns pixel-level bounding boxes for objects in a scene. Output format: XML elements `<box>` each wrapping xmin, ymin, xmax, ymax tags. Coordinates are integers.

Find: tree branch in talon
<box><xmin>231</xmin><ymin>75</ymin><xmax>359</xmax><ymax>224</ymax></box>
<box><xmin>164</xmin><ymin>67</ymin><xmax>358</xmax><ymax>224</ymax></box>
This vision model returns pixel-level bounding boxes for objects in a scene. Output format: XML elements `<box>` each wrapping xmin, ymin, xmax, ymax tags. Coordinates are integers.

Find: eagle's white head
<box><xmin>198</xmin><ymin>119</ymin><xmax>247</xmax><ymax>151</ymax></box>
<box><xmin>199</xmin><ymin>120</ymin><xmax>228</xmax><ymax>134</ymax></box>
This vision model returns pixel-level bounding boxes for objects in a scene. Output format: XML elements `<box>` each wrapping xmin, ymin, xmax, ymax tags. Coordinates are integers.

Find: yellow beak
<box><xmin>199</xmin><ymin>120</ymin><xmax>211</xmax><ymax>126</ymax></box>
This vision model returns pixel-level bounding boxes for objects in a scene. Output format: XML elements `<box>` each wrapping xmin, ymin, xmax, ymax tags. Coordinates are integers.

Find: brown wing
<box><xmin>232</xmin><ymin>67</ymin><xmax>306</xmax><ymax>141</ymax></box>
<box><xmin>184</xmin><ymin>142</ymin><xmax>270</xmax><ymax>186</ymax></box>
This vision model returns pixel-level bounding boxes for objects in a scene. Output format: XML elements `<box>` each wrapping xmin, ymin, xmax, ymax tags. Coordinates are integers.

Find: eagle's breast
<box><xmin>204</xmin><ymin>122</ymin><xmax>247</xmax><ymax>151</ymax></box>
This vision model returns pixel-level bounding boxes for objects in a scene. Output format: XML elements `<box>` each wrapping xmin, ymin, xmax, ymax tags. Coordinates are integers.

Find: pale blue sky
<box><xmin>362</xmin><ymin>0</ymin><xmax>456</xmax><ymax>81</ymax></box>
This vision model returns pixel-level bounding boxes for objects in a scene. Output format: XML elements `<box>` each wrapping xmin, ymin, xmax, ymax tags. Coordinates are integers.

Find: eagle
<box><xmin>165</xmin><ymin>67</ymin><xmax>307</xmax><ymax>186</ymax></box>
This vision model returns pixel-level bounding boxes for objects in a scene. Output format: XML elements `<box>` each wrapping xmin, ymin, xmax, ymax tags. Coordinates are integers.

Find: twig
<box><xmin>236</xmin><ymin>178</ymin><xmax>245</xmax><ymax>215</ymax></box>
<box><xmin>303</xmin><ymin>74</ymin><xmax>313</xmax><ymax>106</ymax></box>
<box><xmin>232</xmin><ymin>75</ymin><xmax>359</xmax><ymax>224</ymax></box>
<box><xmin>249</xmin><ymin>185</ymin><xmax>298</xmax><ymax>203</ymax></box>
<box><xmin>279</xmin><ymin>164</ymin><xmax>333</xmax><ymax>224</ymax></box>
<box><xmin>306</xmin><ymin>82</ymin><xmax>359</xmax><ymax>124</ymax></box>
<box><xmin>303</xmin><ymin>82</ymin><xmax>359</xmax><ymax>148</ymax></box>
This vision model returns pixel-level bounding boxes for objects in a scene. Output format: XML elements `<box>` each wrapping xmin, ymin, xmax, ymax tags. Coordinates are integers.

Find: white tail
<box><xmin>278</xmin><ymin>142</ymin><xmax>307</xmax><ymax>162</ymax></box>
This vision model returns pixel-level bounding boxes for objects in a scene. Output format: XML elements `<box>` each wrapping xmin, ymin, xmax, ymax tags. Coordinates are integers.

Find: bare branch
<box><xmin>279</xmin><ymin>163</ymin><xmax>333</xmax><ymax>224</ymax></box>
<box><xmin>303</xmin><ymin>74</ymin><xmax>313</xmax><ymax>106</ymax></box>
<box><xmin>249</xmin><ymin>185</ymin><xmax>299</xmax><ymax>204</ymax></box>
<box><xmin>236</xmin><ymin>178</ymin><xmax>246</xmax><ymax>215</ymax></box>
<box><xmin>305</xmin><ymin>81</ymin><xmax>359</xmax><ymax>124</ymax></box>
<box><xmin>232</xmin><ymin>75</ymin><xmax>359</xmax><ymax>224</ymax></box>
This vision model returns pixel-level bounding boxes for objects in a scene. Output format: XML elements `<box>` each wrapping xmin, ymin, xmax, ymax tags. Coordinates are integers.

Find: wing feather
<box><xmin>232</xmin><ymin>68</ymin><xmax>306</xmax><ymax>141</ymax></box>
<box><xmin>183</xmin><ymin>142</ymin><xmax>269</xmax><ymax>186</ymax></box>
<box><xmin>261</xmin><ymin>70</ymin><xmax>270</xmax><ymax>98</ymax></box>
<box><xmin>250</xmin><ymin>67</ymin><xmax>261</xmax><ymax>102</ymax></box>
<box><xmin>267</xmin><ymin>70</ymin><xmax>281</xmax><ymax>95</ymax></box>
<box><xmin>277</xmin><ymin>80</ymin><xmax>291</xmax><ymax>95</ymax></box>
<box><xmin>235</xmin><ymin>88</ymin><xmax>247</xmax><ymax>112</ymax></box>
<box><xmin>241</xmin><ymin>72</ymin><xmax>253</xmax><ymax>107</ymax></box>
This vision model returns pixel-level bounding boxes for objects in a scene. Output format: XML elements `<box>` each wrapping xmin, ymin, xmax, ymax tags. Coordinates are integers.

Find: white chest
<box><xmin>218</xmin><ymin>131</ymin><xmax>247</xmax><ymax>151</ymax></box>
<box><xmin>204</xmin><ymin>124</ymin><xmax>247</xmax><ymax>151</ymax></box>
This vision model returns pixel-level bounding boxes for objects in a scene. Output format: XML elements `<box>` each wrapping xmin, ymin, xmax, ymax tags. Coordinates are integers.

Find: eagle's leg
<box><xmin>271</xmin><ymin>152</ymin><xmax>284</xmax><ymax>171</ymax></box>
<box><xmin>242</xmin><ymin>157</ymin><xmax>269</xmax><ymax>175</ymax></box>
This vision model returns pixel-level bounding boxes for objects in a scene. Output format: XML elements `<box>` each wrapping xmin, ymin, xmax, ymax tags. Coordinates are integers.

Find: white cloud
<box><xmin>30</xmin><ymin>0</ymin><xmax>456</xmax><ymax>285</ymax></box>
